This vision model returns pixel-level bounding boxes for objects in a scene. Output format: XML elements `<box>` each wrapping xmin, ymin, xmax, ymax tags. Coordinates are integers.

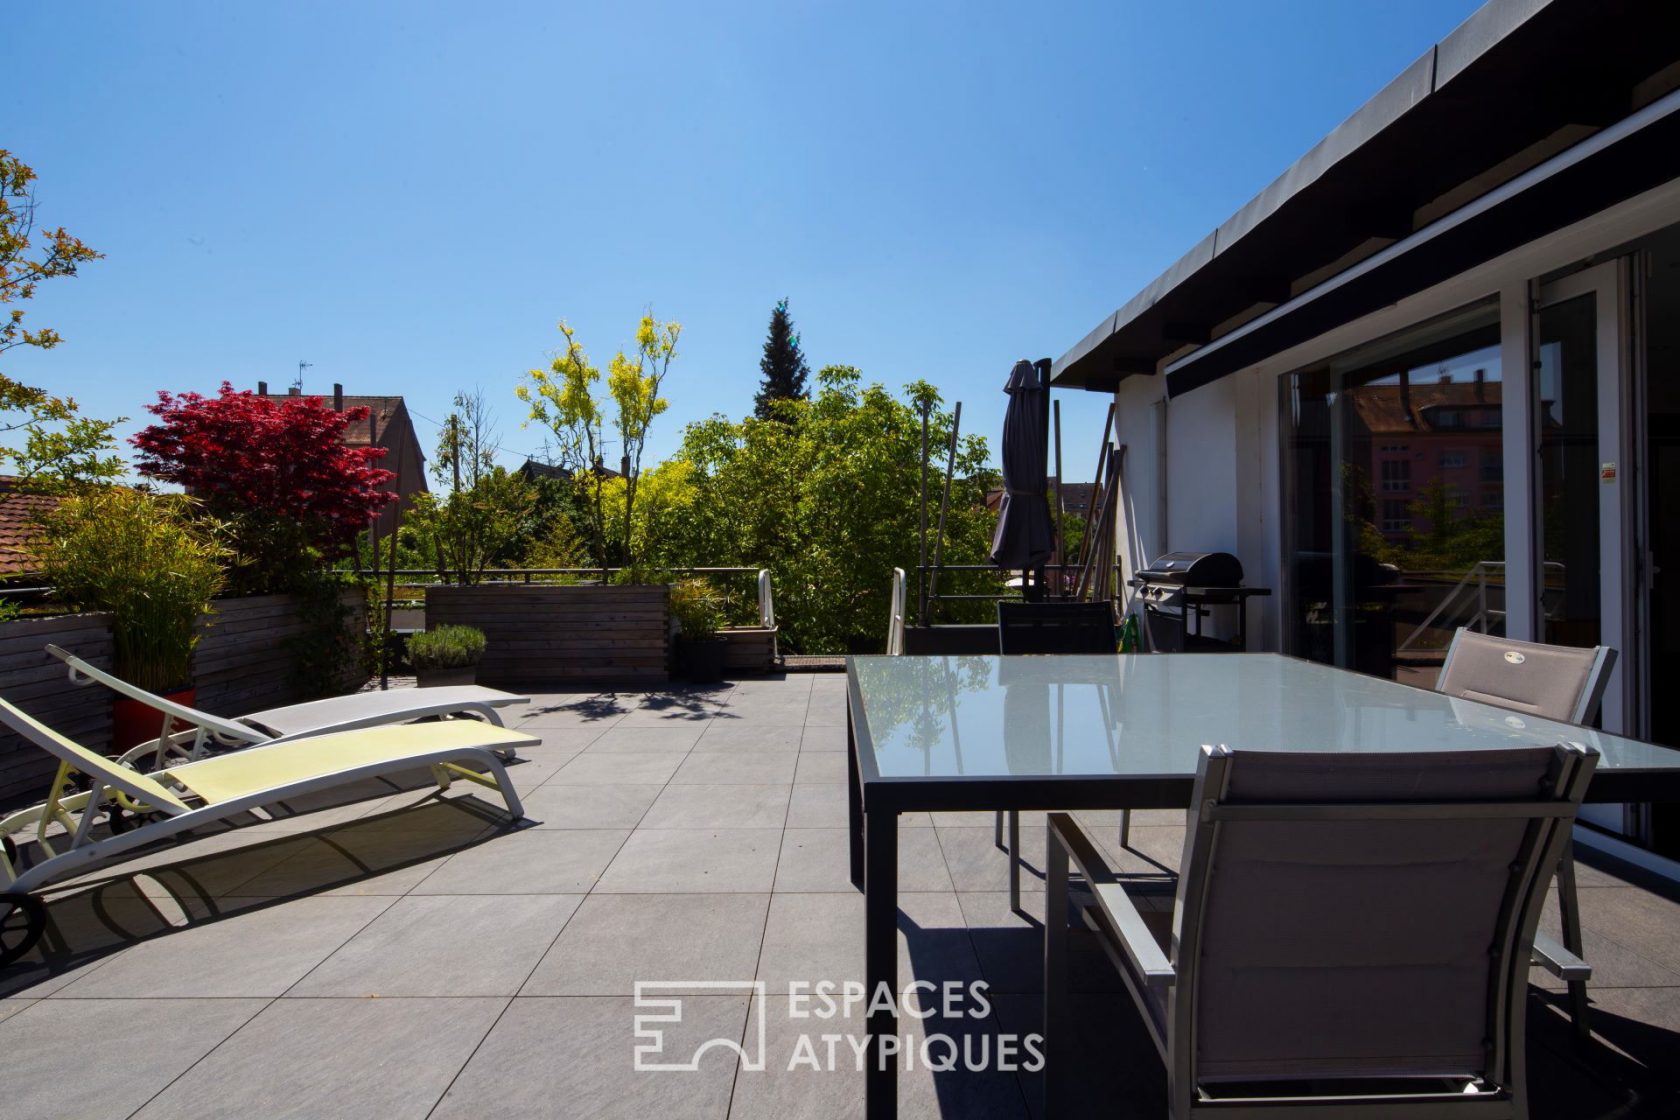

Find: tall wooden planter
<box><xmin>192</xmin><ymin>589</ymin><xmax>368</xmax><ymax>716</ymax></box>
<box><xmin>719</xmin><ymin>627</ymin><xmax>778</xmax><ymax>674</ymax></box>
<box><xmin>427</xmin><ymin>584</ymin><xmax>670</xmax><ymax>686</ymax></box>
<box><xmin>0</xmin><ymin>613</ymin><xmax>114</xmax><ymax>809</ymax></box>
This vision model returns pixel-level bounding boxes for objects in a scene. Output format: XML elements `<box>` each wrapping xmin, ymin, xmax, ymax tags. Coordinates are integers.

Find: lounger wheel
<box><xmin>0</xmin><ymin>893</ymin><xmax>45</xmax><ymax>967</ymax></box>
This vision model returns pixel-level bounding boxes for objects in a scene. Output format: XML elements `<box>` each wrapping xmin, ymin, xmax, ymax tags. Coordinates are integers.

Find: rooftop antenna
<box><xmin>293</xmin><ymin>360</ymin><xmax>312</xmax><ymax>393</ymax></box>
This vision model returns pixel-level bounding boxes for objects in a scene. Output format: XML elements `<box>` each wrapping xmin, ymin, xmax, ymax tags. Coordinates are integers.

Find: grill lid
<box><xmin>1135</xmin><ymin>551</ymin><xmax>1245</xmax><ymax>587</ymax></box>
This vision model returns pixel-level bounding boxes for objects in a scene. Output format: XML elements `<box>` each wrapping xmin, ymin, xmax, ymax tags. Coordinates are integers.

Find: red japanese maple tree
<box><xmin>133</xmin><ymin>382</ymin><xmax>397</xmax><ymax>592</ymax></box>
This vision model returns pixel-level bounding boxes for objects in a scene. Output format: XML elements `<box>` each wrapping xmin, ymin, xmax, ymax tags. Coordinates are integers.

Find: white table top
<box><xmin>848</xmin><ymin>654</ymin><xmax>1680</xmax><ymax>789</ymax></box>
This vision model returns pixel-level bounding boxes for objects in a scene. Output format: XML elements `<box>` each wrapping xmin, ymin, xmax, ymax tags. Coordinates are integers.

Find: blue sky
<box><xmin>8</xmin><ymin>0</ymin><xmax>1482</xmax><ymax>485</ymax></box>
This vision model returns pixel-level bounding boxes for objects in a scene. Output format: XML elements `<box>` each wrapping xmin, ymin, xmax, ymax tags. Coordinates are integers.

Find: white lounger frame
<box><xmin>0</xmin><ymin>724</ymin><xmax>527</xmax><ymax>900</ymax></box>
<box><xmin>46</xmin><ymin>644</ymin><xmax>524</xmax><ymax>769</ymax></box>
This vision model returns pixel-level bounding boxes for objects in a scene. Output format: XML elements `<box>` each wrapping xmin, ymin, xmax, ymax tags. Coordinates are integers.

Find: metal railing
<box><xmin>887</xmin><ymin>568</ymin><xmax>907</xmax><ymax>655</ymax></box>
<box><xmin>755</xmin><ymin>569</ymin><xmax>776</xmax><ymax>631</ymax></box>
<box><xmin>911</xmin><ymin>562</ymin><xmax>1118</xmax><ymax>620</ymax></box>
<box><xmin>1394</xmin><ymin>560</ymin><xmax>1565</xmax><ymax>653</ymax></box>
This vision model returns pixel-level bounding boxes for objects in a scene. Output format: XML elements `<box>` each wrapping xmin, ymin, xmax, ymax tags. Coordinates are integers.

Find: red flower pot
<box><xmin>112</xmin><ymin>688</ymin><xmax>197</xmax><ymax>752</ymax></box>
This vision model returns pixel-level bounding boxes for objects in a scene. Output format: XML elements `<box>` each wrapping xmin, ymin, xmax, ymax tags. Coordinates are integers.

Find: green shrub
<box><xmin>41</xmin><ymin>488</ymin><xmax>228</xmax><ymax>691</ymax></box>
<box><xmin>610</xmin><ymin>564</ymin><xmax>673</xmax><ymax>587</ymax></box>
<box><xmin>407</xmin><ymin>625</ymin><xmax>487</xmax><ymax>669</ymax></box>
<box><xmin>668</xmin><ymin>578</ymin><xmax>723</xmax><ymax>639</ymax></box>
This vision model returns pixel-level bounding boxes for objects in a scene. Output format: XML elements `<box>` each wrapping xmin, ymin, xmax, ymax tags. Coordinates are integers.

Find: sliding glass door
<box><xmin>1535</xmin><ymin>263</ymin><xmax>1631</xmax><ymax>731</ymax></box>
<box><xmin>1281</xmin><ymin>302</ymin><xmax>1505</xmax><ymax>686</ymax></box>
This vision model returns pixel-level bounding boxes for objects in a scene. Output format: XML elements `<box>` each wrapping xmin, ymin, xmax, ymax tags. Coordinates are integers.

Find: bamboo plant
<box><xmin>40</xmin><ymin>488</ymin><xmax>227</xmax><ymax>692</ymax></box>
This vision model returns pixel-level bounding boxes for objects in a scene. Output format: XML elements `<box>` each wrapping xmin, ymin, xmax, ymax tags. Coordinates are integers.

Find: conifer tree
<box><xmin>753</xmin><ymin>298</ymin><xmax>810</xmax><ymax>419</ymax></box>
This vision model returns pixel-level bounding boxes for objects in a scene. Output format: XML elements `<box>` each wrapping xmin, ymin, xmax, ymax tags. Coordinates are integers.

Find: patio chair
<box><xmin>46</xmin><ymin>643</ymin><xmax>530</xmax><ymax>769</ymax></box>
<box><xmin>994</xmin><ymin>600</ymin><xmax>1116</xmax><ymax>908</ymax></box>
<box><xmin>1435</xmin><ymin>628</ymin><xmax>1616</xmax><ymax>1038</ymax></box>
<box><xmin>0</xmin><ymin>695</ymin><xmax>536</xmax><ymax>967</ymax></box>
<box><xmin>1044</xmin><ymin>742</ymin><xmax>1597</xmax><ymax>1119</ymax></box>
<box><xmin>1435</xmin><ymin>629</ymin><xmax>1615</xmax><ymax>724</ymax></box>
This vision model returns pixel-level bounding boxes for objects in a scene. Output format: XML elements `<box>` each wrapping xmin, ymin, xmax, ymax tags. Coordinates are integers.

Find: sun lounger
<box><xmin>46</xmin><ymin>643</ymin><xmax>530</xmax><ymax>768</ymax></box>
<box><xmin>0</xmin><ymin>696</ymin><xmax>536</xmax><ymax>966</ymax></box>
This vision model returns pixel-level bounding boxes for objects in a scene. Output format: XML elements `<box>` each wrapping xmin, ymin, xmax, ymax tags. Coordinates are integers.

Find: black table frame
<box><xmin>844</xmin><ymin>656</ymin><xmax>1680</xmax><ymax>1120</ymax></box>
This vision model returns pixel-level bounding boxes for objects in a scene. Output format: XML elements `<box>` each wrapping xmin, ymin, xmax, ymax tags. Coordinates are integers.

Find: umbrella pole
<box><xmin>919</xmin><ymin>400</ymin><xmax>930</xmax><ymax>627</ymax></box>
<box><xmin>927</xmin><ymin>401</ymin><xmax>962</xmax><ymax>617</ymax></box>
<box><xmin>1053</xmin><ymin>399</ymin><xmax>1065</xmax><ymax>598</ymax></box>
<box><xmin>1032</xmin><ymin>358</ymin><xmax>1052</xmax><ymax>602</ymax></box>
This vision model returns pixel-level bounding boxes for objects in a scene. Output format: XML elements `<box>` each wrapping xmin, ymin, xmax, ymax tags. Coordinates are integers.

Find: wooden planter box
<box><xmin>192</xmin><ymin>589</ymin><xmax>368</xmax><ymax>716</ymax></box>
<box><xmin>719</xmin><ymin>627</ymin><xmax>778</xmax><ymax>674</ymax></box>
<box><xmin>426</xmin><ymin>584</ymin><xmax>670</xmax><ymax>686</ymax></box>
<box><xmin>0</xmin><ymin>612</ymin><xmax>114</xmax><ymax>809</ymax></box>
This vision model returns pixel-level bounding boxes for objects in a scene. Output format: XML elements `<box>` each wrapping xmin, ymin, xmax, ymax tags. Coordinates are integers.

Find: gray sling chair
<box><xmin>1044</xmin><ymin>743</ymin><xmax>1597</xmax><ymax>1120</ymax></box>
<box><xmin>994</xmin><ymin>600</ymin><xmax>1117</xmax><ymax>909</ymax></box>
<box><xmin>1435</xmin><ymin>627</ymin><xmax>1616</xmax><ymax>1039</ymax></box>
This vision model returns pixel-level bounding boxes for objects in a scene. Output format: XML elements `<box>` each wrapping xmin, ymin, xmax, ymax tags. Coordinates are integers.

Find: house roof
<box><xmin>258</xmin><ymin>393</ymin><xmax>407</xmax><ymax>448</ymax></box>
<box><xmin>984</xmin><ymin>479</ymin><xmax>1098</xmax><ymax>517</ymax></box>
<box><xmin>1053</xmin><ymin>0</ymin><xmax>1680</xmax><ymax>394</ymax></box>
<box><xmin>0</xmin><ymin>479</ymin><xmax>63</xmax><ymax>578</ymax></box>
<box><xmin>1345</xmin><ymin>380</ymin><xmax>1504</xmax><ymax>435</ymax></box>
<box><xmin>518</xmin><ymin>458</ymin><xmax>622</xmax><ymax>482</ymax></box>
<box><xmin>517</xmin><ymin>459</ymin><xmax>571</xmax><ymax>482</ymax></box>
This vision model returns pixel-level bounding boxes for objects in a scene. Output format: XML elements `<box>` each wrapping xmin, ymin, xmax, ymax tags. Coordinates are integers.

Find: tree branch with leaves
<box><xmin>519</xmin><ymin>314</ymin><xmax>680</xmax><ymax>575</ymax></box>
<box><xmin>0</xmin><ymin>149</ymin><xmax>121</xmax><ymax>492</ymax></box>
<box><xmin>409</xmin><ymin>389</ymin><xmax>535</xmax><ymax>584</ymax></box>
<box><xmin>611</xmin><ymin>315</ymin><xmax>679</xmax><ymax>565</ymax></box>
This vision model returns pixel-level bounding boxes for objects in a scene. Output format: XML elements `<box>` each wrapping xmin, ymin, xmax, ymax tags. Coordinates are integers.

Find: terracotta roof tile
<box><xmin>0</xmin><ymin>479</ymin><xmax>64</xmax><ymax>577</ymax></box>
<box><xmin>1346</xmin><ymin>380</ymin><xmax>1504</xmax><ymax>434</ymax></box>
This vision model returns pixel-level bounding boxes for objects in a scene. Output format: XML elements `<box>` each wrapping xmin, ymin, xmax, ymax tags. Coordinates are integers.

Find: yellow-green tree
<box><xmin>600</xmin><ymin>457</ymin><xmax>703</xmax><ymax>568</ymax></box>
<box><xmin>518</xmin><ymin>322</ymin><xmax>606</xmax><ymax>571</ymax></box>
<box><xmin>519</xmin><ymin>313</ymin><xmax>680</xmax><ymax>572</ymax></box>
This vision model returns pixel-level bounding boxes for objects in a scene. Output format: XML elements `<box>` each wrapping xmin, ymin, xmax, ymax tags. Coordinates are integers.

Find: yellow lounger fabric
<box><xmin>0</xmin><ymin>698</ymin><xmax>191</xmax><ymax>812</ymax></box>
<box><xmin>165</xmin><ymin>721</ymin><xmax>538</xmax><ymax>804</ymax></box>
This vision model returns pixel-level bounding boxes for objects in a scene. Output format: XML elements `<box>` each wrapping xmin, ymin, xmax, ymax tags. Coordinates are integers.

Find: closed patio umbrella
<box><xmin>989</xmin><ymin>359</ymin><xmax>1054</xmax><ymax>588</ymax></box>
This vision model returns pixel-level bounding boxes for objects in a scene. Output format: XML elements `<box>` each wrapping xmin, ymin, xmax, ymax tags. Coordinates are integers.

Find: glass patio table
<box><xmin>844</xmin><ymin>652</ymin><xmax>1680</xmax><ymax>1119</ymax></box>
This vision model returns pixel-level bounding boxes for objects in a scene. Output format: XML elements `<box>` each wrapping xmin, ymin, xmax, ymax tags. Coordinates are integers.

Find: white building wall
<box><xmin>1164</xmin><ymin>376</ymin><xmax>1241</xmax><ymax>558</ymax></box>
<box><xmin>1108</xmin><ymin>371</ymin><xmax>1276</xmax><ymax>646</ymax></box>
<box><xmin>1110</xmin><ymin>375</ymin><xmax>1164</xmax><ymax>606</ymax></box>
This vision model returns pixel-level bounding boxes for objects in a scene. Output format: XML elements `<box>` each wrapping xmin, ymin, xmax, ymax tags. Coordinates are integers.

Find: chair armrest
<box><xmin>1532</xmin><ymin>932</ymin><xmax>1592</xmax><ymax>983</ymax></box>
<box><xmin>1047</xmin><ymin>813</ymin><xmax>1175</xmax><ymax>983</ymax></box>
<box><xmin>1091</xmin><ymin>882</ymin><xmax>1175</xmax><ymax>983</ymax></box>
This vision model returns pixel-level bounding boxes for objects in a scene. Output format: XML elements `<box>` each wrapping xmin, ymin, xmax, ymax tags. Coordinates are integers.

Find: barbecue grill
<box><xmin>1130</xmin><ymin>551</ymin><xmax>1271</xmax><ymax>653</ymax></box>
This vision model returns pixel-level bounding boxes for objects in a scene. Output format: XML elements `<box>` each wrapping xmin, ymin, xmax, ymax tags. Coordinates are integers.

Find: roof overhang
<box><xmin>1052</xmin><ymin>0</ymin><xmax>1680</xmax><ymax>394</ymax></box>
<box><xmin>1168</xmin><ymin>83</ymin><xmax>1680</xmax><ymax>396</ymax></box>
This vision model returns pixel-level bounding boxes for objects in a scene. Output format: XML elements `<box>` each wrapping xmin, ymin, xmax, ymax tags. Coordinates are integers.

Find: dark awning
<box><xmin>1052</xmin><ymin>0</ymin><xmax>1680</xmax><ymax>395</ymax></box>
<box><xmin>1169</xmin><ymin>87</ymin><xmax>1680</xmax><ymax>396</ymax></box>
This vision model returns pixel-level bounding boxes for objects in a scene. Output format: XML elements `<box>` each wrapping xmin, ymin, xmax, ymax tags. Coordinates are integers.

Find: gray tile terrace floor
<box><xmin>3</xmin><ymin>672</ymin><xmax>1679</xmax><ymax>1118</ymax></box>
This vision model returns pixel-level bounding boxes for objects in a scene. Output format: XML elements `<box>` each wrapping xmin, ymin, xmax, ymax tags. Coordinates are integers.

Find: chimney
<box><xmin>332</xmin><ymin>383</ymin><xmax>343</xmax><ymax>411</ymax></box>
<box><xmin>1398</xmin><ymin>369</ymin><xmax>1414</xmax><ymax>428</ymax></box>
<box><xmin>257</xmin><ymin>380</ymin><xmax>267</xmax><ymax>395</ymax></box>
<box><xmin>288</xmin><ymin>387</ymin><xmax>300</xmax><ymax>396</ymax></box>
<box><xmin>1474</xmin><ymin>368</ymin><xmax>1486</xmax><ymax>401</ymax></box>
